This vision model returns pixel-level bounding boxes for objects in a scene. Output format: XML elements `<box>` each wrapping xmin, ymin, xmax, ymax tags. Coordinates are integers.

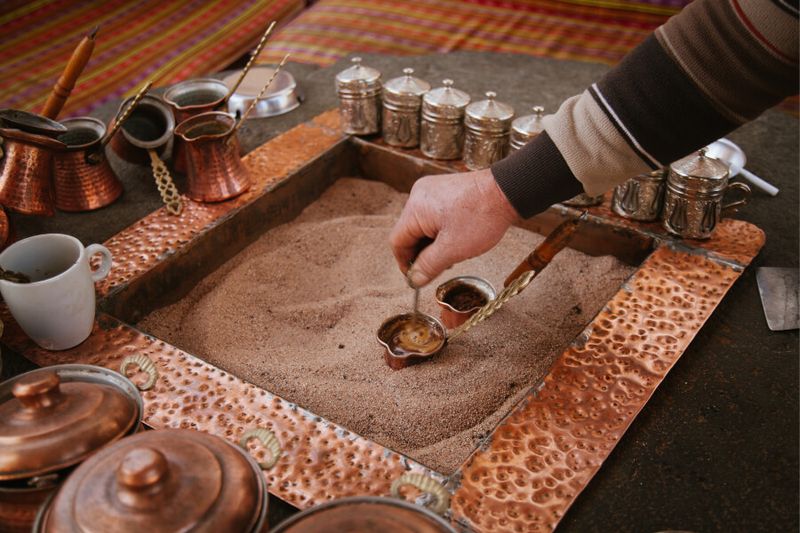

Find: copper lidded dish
<box><xmin>35</xmin><ymin>428</ymin><xmax>275</xmax><ymax>533</ymax></box>
<box><xmin>0</xmin><ymin>364</ymin><xmax>144</xmax><ymax>532</ymax></box>
<box><xmin>377</xmin><ymin>312</ymin><xmax>447</xmax><ymax>370</ymax></box>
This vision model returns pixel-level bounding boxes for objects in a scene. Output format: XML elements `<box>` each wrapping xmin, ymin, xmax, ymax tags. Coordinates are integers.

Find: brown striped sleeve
<box><xmin>492</xmin><ymin>0</ymin><xmax>799</xmax><ymax>217</ymax></box>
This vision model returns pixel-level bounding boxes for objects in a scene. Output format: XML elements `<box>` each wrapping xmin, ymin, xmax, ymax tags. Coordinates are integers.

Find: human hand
<box><xmin>389</xmin><ymin>168</ymin><xmax>519</xmax><ymax>287</ymax></box>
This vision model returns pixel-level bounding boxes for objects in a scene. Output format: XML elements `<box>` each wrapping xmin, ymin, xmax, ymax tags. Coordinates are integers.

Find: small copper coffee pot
<box><xmin>163</xmin><ymin>78</ymin><xmax>229</xmax><ymax>174</ymax></box>
<box><xmin>0</xmin><ymin>127</ymin><xmax>65</xmax><ymax>216</ymax></box>
<box><xmin>174</xmin><ymin>111</ymin><xmax>250</xmax><ymax>202</ymax></box>
<box><xmin>53</xmin><ymin>117</ymin><xmax>123</xmax><ymax>212</ymax></box>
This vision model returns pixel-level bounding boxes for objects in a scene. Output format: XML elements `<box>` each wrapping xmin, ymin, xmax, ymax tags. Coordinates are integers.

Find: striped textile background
<box><xmin>256</xmin><ymin>0</ymin><xmax>692</xmax><ymax>67</ymax></box>
<box><xmin>0</xmin><ymin>0</ymin><xmax>304</xmax><ymax>118</ymax></box>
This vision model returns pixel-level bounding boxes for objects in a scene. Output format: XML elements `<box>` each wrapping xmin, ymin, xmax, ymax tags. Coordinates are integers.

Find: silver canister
<box><xmin>420</xmin><ymin>79</ymin><xmax>470</xmax><ymax>160</ymax></box>
<box><xmin>382</xmin><ymin>68</ymin><xmax>430</xmax><ymax>148</ymax></box>
<box><xmin>335</xmin><ymin>57</ymin><xmax>382</xmax><ymax>135</ymax></box>
<box><xmin>509</xmin><ymin>105</ymin><xmax>545</xmax><ymax>152</ymax></box>
<box><xmin>612</xmin><ymin>168</ymin><xmax>667</xmax><ymax>221</ymax></box>
<box><xmin>463</xmin><ymin>92</ymin><xmax>514</xmax><ymax>170</ymax></box>
<box><xmin>662</xmin><ymin>148</ymin><xmax>751</xmax><ymax>239</ymax></box>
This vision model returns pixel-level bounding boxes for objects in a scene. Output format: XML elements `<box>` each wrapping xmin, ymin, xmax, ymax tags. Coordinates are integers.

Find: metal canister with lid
<box><xmin>612</xmin><ymin>168</ymin><xmax>667</xmax><ymax>221</ymax></box>
<box><xmin>463</xmin><ymin>91</ymin><xmax>514</xmax><ymax>170</ymax></box>
<box><xmin>335</xmin><ymin>57</ymin><xmax>382</xmax><ymax>135</ymax></box>
<box><xmin>509</xmin><ymin>105</ymin><xmax>545</xmax><ymax>152</ymax></box>
<box><xmin>382</xmin><ymin>68</ymin><xmax>430</xmax><ymax>148</ymax></box>
<box><xmin>662</xmin><ymin>148</ymin><xmax>751</xmax><ymax>239</ymax></box>
<box><xmin>420</xmin><ymin>79</ymin><xmax>470</xmax><ymax>160</ymax></box>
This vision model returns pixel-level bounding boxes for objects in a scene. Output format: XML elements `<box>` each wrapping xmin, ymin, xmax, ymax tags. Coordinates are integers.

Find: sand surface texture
<box><xmin>139</xmin><ymin>178</ymin><xmax>635</xmax><ymax>473</ymax></box>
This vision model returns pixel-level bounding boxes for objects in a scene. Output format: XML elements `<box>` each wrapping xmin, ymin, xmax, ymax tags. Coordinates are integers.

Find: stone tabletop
<box><xmin>4</xmin><ymin>52</ymin><xmax>798</xmax><ymax>532</ymax></box>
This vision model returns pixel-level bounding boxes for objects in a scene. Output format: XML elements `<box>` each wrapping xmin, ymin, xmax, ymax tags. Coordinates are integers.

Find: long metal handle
<box><xmin>228</xmin><ymin>53</ymin><xmax>291</xmax><ymax>142</ymax></box>
<box><xmin>88</xmin><ymin>81</ymin><xmax>152</xmax><ymax>164</ymax></box>
<box><xmin>224</xmin><ymin>21</ymin><xmax>277</xmax><ymax>102</ymax></box>
<box><xmin>739</xmin><ymin>168</ymin><xmax>778</xmax><ymax>197</ymax></box>
<box><xmin>390</xmin><ymin>473</ymin><xmax>450</xmax><ymax>516</ymax></box>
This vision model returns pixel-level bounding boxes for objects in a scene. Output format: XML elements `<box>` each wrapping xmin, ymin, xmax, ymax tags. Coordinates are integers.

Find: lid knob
<box><xmin>485</xmin><ymin>91</ymin><xmax>496</xmax><ymax>100</ymax></box>
<box><xmin>351</xmin><ymin>57</ymin><xmax>362</xmax><ymax>66</ymax></box>
<box><xmin>698</xmin><ymin>147</ymin><xmax>708</xmax><ymax>158</ymax></box>
<box><xmin>403</xmin><ymin>67</ymin><xmax>414</xmax><ymax>76</ymax></box>
<box><xmin>12</xmin><ymin>371</ymin><xmax>62</xmax><ymax>409</ymax></box>
<box><xmin>117</xmin><ymin>448</ymin><xmax>168</xmax><ymax>491</ymax></box>
<box><xmin>533</xmin><ymin>105</ymin><xmax>544</xmax><ymax>116</ymax></box>
<box><xmin>442</xmin><ymin>79</ymin><xmax>454</xmax><ymax>88</ymax></box>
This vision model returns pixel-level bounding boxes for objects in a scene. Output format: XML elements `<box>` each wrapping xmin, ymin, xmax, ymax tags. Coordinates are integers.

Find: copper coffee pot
<box><xmin>0</xmin><ymin>127</ymin><xmax>66</xmax><ymax>216</ymax></box>
<box><xmin>173</xmin><ymin>111</ymin><xmax>251</xmax><ymax>202</ymax></box>
<box><xmin>53</xmin><ymin>117</ymin><xmax>123</xmax><ymax>211</ymax></box>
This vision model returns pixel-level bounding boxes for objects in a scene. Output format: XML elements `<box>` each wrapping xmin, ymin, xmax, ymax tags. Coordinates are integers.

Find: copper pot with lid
<box><xmin>270</xmin><ymin>472</ymin><xmax>455</xmax><ymax>532</ymax></box>
<box><xmin>0</xmin><ymin>363</ymin><xmax>148</xmax><ymax>532</ymax></box>
<box><xmin>35</xmin><ymin>427</ymin><xmax>280</xmax><ymax>533</ymax></box>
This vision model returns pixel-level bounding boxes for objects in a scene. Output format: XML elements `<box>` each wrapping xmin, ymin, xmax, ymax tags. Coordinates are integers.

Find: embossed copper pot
<box><xmin>270</xmin><ymin>472</ymin><xmax>454</xmax><ymax>532</ymax></box>
<box><xmin>110</xmin><ymin>94</ymin><xmax>174</xmax><ymax>165</ymax></box>
<box><xmin>53</xmin><ymin>117</ymin><xmax>123</xmax><ymax>212</ymax></box>
<box><xmin>163</xmin><ymin>78</ymin><xmax>229</xmax><ymax>174</ymax></box>
<box><xmin>0</xmin><ymin>364</ymin><xmax>146</xmax><ymax>533</ymax></box>
<box><xmin>0</xmin><ymin>127</ymin><xmax>65</xmax><ymax>216</ymax></box>
<box><xmin>662</xmin><ymin>149</ymin><xmax>751</xmax><ymax>239</ymax></box>
<box><xmin>174</xmin><ymin>111</ymin><xmax>251</xmax><ymax>202</ymax></box>
<box><xmin>35</xmin><ymin>427</ymin><xmax>279</xmax><ymax>533</ymax></box>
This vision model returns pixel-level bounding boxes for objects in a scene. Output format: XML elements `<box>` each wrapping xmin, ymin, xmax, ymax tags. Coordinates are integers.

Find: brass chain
<box><xmin>148</xmin><ymin>149</ymin><xmax>183</xmax><ymax>216</ymax></box>
<box><xmin>448</xmin><ymin>269</ymin><xmax>536</xmax><ymax>341</ymax></box>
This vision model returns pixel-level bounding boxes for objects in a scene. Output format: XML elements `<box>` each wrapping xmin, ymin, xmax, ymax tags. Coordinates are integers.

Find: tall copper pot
<box><xmin>0</xmin><ymin>128</ymin><xmax>65</xmax><ymax>216</ymax></box>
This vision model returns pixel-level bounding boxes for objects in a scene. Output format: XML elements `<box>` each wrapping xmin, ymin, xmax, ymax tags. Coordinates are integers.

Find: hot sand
<box><xmin>138</xmin><ymin>177</ymin><xmax>635</xmax><ymax>473</ymax></box>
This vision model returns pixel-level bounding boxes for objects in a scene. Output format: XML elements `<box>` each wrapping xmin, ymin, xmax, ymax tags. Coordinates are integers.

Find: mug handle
<box><xmin>86</xmin><ymin>244</ymin><xmax>112</xmax><ymax>282</ymax></box>
<box><xmin>721</xmin><ymin>182</ymin><xmax>752</xmax><ymax>216</ymax></box>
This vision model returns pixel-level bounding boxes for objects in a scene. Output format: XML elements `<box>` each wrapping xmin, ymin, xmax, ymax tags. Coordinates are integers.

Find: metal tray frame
<box><xmin>2</xmin><ymin>110</ymin><xmax>764</xmax><ymax>532</ymax></box>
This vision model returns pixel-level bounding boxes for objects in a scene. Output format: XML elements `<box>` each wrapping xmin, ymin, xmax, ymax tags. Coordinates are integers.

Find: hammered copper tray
<box><xmin>1</xmin><ymin>110</ymin><xmax>764</xmax><ymax>532</ymax></box>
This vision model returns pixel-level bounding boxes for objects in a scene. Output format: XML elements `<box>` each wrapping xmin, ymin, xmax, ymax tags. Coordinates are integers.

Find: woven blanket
<box><xmin>0</xmin><ymin>0</ymin><xmax>304</xmax><ymax>118</ymax></box>
<box><xmin>256</xmin><ymin>0</ymin><xmax>691</xmax><ymax>66</ymax></box>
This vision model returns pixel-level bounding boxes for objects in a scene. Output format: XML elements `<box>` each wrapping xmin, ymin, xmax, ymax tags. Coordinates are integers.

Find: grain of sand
<box><xmin>139</xmin><ymin>178</ymin><xmax>635</xmax><ymax>473</ymax></box>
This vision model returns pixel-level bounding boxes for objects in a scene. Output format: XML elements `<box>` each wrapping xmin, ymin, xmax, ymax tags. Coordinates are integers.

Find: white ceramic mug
<box><xmin>0</xmin><ymin>234</ymin><xmax>112</xmax><ymax>350</ymax></box>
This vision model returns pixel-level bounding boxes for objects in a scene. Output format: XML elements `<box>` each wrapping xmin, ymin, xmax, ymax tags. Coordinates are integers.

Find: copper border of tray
<box><xmin>1</xmin><ymin>109</ymin><xmax>765</xmax><ymax>532</ymax></box>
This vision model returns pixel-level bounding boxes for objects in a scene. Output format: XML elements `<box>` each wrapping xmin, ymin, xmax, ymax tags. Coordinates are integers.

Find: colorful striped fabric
<box><xmin>0</xmin><ymin>0</ymin><xmax>304</xmax><ymax>118</ymax></box>
<box><xmin>256</xmin><ymin>0</ymin><xmax>692</xmax><ymax>67</ymax></box>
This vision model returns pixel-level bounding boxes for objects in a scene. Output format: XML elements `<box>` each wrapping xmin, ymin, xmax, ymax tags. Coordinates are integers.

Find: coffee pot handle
<box><xmin>86</xmin><ymin>243</ymin><xmax>112</xmax><ymax>281</ymax></box>
<box><xmin>721</xmin><ymin>182</ymin><xmax>751</xmax><ymax>216</ymax></box>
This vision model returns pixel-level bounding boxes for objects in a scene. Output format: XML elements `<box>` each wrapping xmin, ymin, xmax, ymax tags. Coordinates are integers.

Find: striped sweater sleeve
<box><xmin>491</xmin><ymin>0</ymin><xmax>799</xmax><ymax>219</ymax></box>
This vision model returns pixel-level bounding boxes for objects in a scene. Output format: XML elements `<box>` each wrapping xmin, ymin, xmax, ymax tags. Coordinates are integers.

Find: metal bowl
<box><xmin>223</xmin><ymin>66</ymin><xmax>301</xmax><ymax>119</ymax></box>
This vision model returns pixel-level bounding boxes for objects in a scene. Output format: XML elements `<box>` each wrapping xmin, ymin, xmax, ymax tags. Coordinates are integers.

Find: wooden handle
<box><xmin>41</xmin><ymin>26</ymin><xmax>98</xmax><ymax>119</ymax></box>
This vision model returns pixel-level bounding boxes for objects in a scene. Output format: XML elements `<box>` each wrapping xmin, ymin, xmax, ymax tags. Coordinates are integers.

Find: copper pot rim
<box><xmin>163</xmin><ymin>78</ymin><xmax>229</xmax><ymax>112</ymax></box>
<box><xmin>434</xmin><ymin>275</ymin><xmax>496</xmax><ymax>314</ymax></box>
<box><xmin>117</xmin><ymin>95</ymin><xmax>174</xmax><ymax>150</ymax></box>
<box><xmin>174</xmin><ymin>111</ymin><xmax>236</xmax><ymax>143</ymax></box>
<box><xmin>55</xmin><ymin>117</ymin><xmax>106</xmax><ymax>152</ymax></box>
<box><xmin>269</xmin><ymin>495</ymin><xmax>456</xmax><ymax>532</ymax></box>
<box><xmin>0</xmin><ymin>127</ymin><xmax>66</xmax><ymax>150</ymax></box>
<box><xmin>376</xmin><ymin>312</ymin><xmax>447</xmax><ymax>360</ymax></box>
<box><xmin>0</xmin><ymin>364</ymin><xmax>143</xmax><ymax>482</ymax></box>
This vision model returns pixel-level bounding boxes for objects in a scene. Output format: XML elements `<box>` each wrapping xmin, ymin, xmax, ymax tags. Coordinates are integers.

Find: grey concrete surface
<box><xmin>2</xmin><ymin>52</ymin><xmax>797</xmax><ymax>532</ymax></box>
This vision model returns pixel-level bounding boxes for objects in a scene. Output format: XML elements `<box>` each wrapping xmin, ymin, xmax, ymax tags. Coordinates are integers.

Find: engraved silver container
<box><xmin>463</xmin><ymin>92</ymin><xmax>514</xmax><ymax>170</ymax></box>
<box><xmin>612</xmin><ymin>168</ymin><xmax>667</xmax><ymax>221</ymax></box>
<box><xmin>509</xmin><ymin>105</ymin><xmax>545</xmax><ymax>152</ymax></box>
<box><xmin>420</xmin><ymin>79</ymin><xmax>470</xmax><ymax>160</ymax></box>
<box><xmin>662</xmin><ymin>149</ymin><xmax>751</xmax><ymax>239</ymax></box>
<box><xmin>381</xmin><ymin>68</ymin><xmax>430</xmax><ymax>148</ymax></box>
<box><xmin>335</xmin><ymin>57</ymin><xmax>381</xmax><ymax>135</ymax></box>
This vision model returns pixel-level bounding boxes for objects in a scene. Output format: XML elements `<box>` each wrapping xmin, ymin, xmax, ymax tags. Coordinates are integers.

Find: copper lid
<box><xmin>270</xmin><ymin>496</ymin><xmax>456</xmax><ymax>533</ymax></box>
<box><xmin>422</xmin><ymin>79</ymin><xmax>470</xmax><ymax>118</ymax></box>
<box><xmin>41</xmin><ymin>428</ymin><xmax>266</xmax><ymax>533</ymax></box>
<box><xmin>668</xmin><ymin>148</ymin><xmax>730</xmax><ymax>194</ymax></box>
<box><xmin>0</xmin><ymin>366</ymin><xmax>140</xmax><ymax>481</ymax></box>
<box><xmin>383</xmin><ymin>68</ymin><xmax>431</xmax><ymax>107</ymax></box>
<box><xmin>335</xmin><ymin>57</ymin><xmax>382</xmax><ymax>95</ymax></box>
<box><xmin>511</xmin><ymin>105</ymin><xmax>545</xmax><ymax>143</ymax></box>
<box><xmin>464</xmin><ymin>92</ymin><xmax>514</xmax><ymax>133</ymax></box>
